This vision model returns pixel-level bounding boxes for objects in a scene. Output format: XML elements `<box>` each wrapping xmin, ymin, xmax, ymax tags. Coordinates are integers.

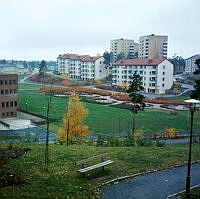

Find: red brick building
<box><xmin>0</xmin><ymin>74</ymin><xmax>18</xmax><ymax>118</ymax></box>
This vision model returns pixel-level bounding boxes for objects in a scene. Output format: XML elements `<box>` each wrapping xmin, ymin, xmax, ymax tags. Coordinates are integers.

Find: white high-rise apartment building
<box><xmin>57</xmin><ymin>53</ymin><xmax>108</xmax><ymax>81</ymax></box>
<box><xmin>112</xmin><ymin>59</ymin><xmax>173</xmax><ymax>94</ymax></box>
<box><xmin>110</xmin><ymin>38</ymin><xmax>139</xmax><ymax>62</ymax></box>
<box><xmin>139</xmin><ymin>34</ymin><xmax>168</xmax><ymax>59</ymax></box>
<box><xmin>185</xmin><ymin>54</ymin><xmax>200</xmax><ymax>73</ymax></box>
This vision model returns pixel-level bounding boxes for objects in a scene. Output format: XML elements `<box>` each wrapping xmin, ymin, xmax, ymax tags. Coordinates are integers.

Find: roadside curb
<box><xmin>101</xmin><ymin>160</ymin><xmax>200</xmax><ymax>186</ymax></box>
<box><xmin>166</xmin><ymin>184</ymin><xmax>200</xmax><ymax>199</ymax></box>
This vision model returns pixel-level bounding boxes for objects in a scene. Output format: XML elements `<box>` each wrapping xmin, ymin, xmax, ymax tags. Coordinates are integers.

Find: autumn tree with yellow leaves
<box><xmin>57</xmin><ymin>92</ymin><xmax>90</xmax><ymax>145</ymax></box>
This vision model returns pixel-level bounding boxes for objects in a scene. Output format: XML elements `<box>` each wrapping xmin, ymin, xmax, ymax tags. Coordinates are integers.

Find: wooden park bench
<box><xmin>75</xmin><ymin>153</ymin><xmax>114</xmax><ymax>176</ymax></box>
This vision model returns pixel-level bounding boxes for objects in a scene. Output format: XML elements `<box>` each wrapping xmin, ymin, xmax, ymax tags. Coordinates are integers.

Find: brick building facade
<box><xmin>0</xmin><ymin>74</ymin><xmax>18</xmax><ymax>118</ymax></box>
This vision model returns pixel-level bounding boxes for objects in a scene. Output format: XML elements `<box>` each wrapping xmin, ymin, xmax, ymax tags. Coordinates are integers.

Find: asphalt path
<box><xmin>102</xmin><ymin>163</ymin><xmax>200</xmax><ymax>199</ymax></box>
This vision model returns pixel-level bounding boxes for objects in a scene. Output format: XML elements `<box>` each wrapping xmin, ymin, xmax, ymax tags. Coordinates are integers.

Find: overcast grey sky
<box><xmin>0</xmin><ymin>0</ymin><xmax>199</xmax><ymax>61</ymax></box>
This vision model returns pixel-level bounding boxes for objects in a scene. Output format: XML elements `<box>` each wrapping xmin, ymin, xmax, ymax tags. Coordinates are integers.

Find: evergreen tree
<box><xmin>127</xmin><ymin>72</ymin><xmax>145</xmax><ymax>136</ymax></box>
<box><xmin>39</xmin><ymin>60</ymin><xmax>47</xmax><ymax>73</ymax></box>
<box><xmin>116</xmin><ymin>52</ymin><xmax>125</xmax><ymax>61</ymax></box>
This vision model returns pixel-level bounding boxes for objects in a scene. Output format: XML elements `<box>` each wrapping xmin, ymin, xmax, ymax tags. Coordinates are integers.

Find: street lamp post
<box><xmin>184</xmin><ymin>99</ymin><xmax>200</xmax><ymax>199</ymax></box>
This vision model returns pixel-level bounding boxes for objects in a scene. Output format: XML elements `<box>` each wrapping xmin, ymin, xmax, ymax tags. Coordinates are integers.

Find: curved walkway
<box><xmin>101</xmin><ymin>163</ymin><xmax>200</xmax><ymax>199</ymax></box>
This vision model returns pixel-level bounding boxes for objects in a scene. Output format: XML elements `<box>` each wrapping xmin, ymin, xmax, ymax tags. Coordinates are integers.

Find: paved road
<box><xmin>102</xmin><ymin>163</ymin><xmax>200</xmax><ymax>199</ymax></box>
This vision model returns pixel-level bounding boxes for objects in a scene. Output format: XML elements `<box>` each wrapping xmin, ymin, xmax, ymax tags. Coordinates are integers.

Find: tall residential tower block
<box><xmin>139</xmin><ymin>34</ymin><xmax>168</xmax><ymax>59</ymax></box>
<box><xmin>110</xmin><ymin>38</ymin><xmax>139</xmax><ymax>62</ymax></box>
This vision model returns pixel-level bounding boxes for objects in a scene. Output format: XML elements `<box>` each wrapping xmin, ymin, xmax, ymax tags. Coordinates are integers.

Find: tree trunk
<box><xmin>66</xmin><ymin>118</ymin><xmax>69</xmax><ymax>146</ymax></box>
<box><xmin>45</xmin><ymin>99</ymin><xmax>50</xmax><ymax>171</ymax></box>
<box><xmin>132</xmin><ymin>104</ymin><xmax>136</xmax><ymax>146</ymax></box>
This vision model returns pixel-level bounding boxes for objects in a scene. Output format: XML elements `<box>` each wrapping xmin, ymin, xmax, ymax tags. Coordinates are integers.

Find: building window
<box><xmin>1</xmin><ymin>90</ymin><xmax>4</xmax><ymax>95</ymax></box>
<box><xmin>0</xmin><ymin>80</ymin><xmax>3</xmax><ymax>85</ymax></box>
<box><xmin>163</xmin><ymin>65</ymin><xmax>165</xmax><ymax>69</ymax></box>
<box><xmin>2</xmin><ymin>102</ymin><xmax>5</xmax><ymax>108</ymax></box>
<box><xmin>2</xmin><ymin>113</ymin><xmax>5</xmax><ymax>117</ymax></box>
<box><xmin>162</xmin><ymin>78</ymin><xmax>165</xmax><ymax>81</ymax></box>
<box><xmin>10</xmin><ymin>89</ymin><xmax>13</xmax><ymax>94</ymax></box>
<box><xmin>5</xmin><ymin>90</ymin><xmax>8</xmax><ymax>94</ymax></box>
<box><xmin>6</xmin><ymin>112</ymin><xmax>9</xmax><ymax>116</ymax></box>
<box><xmin>14</xmin><ymin>101</ymin><xmax>18</xmax><ymax>106</ymax></box>
<box><xmin>5</xmin><ymin>80</ymin><xmax>7</xmax><ymax>85</ymax></box>
<box><xmin>163</xmin><ymin>72</ymin><xmax>165</xmax><ymax>75</ymax></box>
<box><xmin>10</xmin><ymin>101</ymin><xmax>13</xmax><ymax>107</ymax></box>
<box><xmin>11</xmin><ymin>112</ymin><xmax>13</xmax><ymax>116</ymax></box>
<box><xmin>6</xmin><ymin>102</ymin><xmax>9</xmax><ymax>107</ymax></box>
<box><xmin>162</xmin><ymin>83</ymin><xmax>165</xmax><ymax>87</ymax></box>
<box><xmin>9</xmin><ymin>80</ymin><xmax>12</xmax><ymax>84</ymax></box>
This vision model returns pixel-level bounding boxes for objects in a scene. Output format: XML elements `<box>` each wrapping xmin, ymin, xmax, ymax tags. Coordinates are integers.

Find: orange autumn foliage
<box><xmin>58</xmin><ymin>92</ymin><xmax>90</xmax><ymax>143</ymax></box>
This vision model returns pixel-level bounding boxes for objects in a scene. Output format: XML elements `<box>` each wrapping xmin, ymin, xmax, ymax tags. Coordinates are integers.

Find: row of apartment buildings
<box><xmin>111</xmin><ymin>34</ymin><xmax>168</xmax><ymax>62</ymax></box>
<box><xmin>57</xmin><ymin>34</ymin><xmax>173</xmax><ymax>94</ymax></box>
<box><xmin>57</xmin><ymin>53</ymin><xmax>173</xmax><ymax>94</ymax></box>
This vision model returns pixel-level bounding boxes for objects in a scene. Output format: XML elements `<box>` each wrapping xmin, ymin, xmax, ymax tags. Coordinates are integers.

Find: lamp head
<box><xmin>185</xmin><ymin>99</ymin><xmax>200</xmax><ymax>111</ymax></box>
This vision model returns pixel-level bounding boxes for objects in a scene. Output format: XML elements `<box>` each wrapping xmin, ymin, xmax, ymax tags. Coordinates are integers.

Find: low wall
<box><xmin>17</xmin><ymin>111</ymin><xmax>45</xmax><ymax>123</ymax></box>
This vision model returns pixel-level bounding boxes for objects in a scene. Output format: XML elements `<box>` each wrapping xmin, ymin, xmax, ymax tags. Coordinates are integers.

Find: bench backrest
<box><xmin>76</xmin><ymin>153</ymin><xmax>108</xmax><ymax>166</ymax></box>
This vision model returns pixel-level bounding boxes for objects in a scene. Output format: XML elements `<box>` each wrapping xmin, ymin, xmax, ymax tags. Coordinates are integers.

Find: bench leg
<box><xmin>102</xmin><ymin>166</ymin><xmax>105</xmax><ymax>171</ymax></box>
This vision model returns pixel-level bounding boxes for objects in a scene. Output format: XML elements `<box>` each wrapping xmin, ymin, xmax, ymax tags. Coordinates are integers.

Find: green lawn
<box><xmin>0</xmin><ymin>143</ymin><xmax>200</xmax><ymax>199</ymax></box>
<box><xmin>162</xmin><ymin>95</ymin><xmax>191</xmax><ymax>102</ymax></box>
<box><xmin>19</xmin><ymin>83</ymin><xmax>50</xmax><ymax>90</ymax></box>
<box><xmin>19</xmin><ymin>90</ymin><xmax>200</xmax><ymax>134</ymax></box>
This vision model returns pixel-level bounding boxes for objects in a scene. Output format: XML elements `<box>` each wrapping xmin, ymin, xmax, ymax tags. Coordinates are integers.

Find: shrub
<box><xmin>0</xmin><ymin>144</ymin><xmax>31</xmax><ymax>187</ymax></box>
<box><xmin>136</xmin><ymin>138</ymin><xmax>154</xmax><ymax>147</ymax></box>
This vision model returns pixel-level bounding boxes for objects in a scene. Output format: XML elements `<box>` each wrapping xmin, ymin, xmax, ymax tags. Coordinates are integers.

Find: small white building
<box><xmin>185</xmin><ymin>54</ymin><xmax>200</xmax><ymax>74</ymax></box>
<box><xmin>112</xmin><ymin>59</ymin><xmax>173</xmax><ymax>94</ymax></box>
<box><xmin>57</xmin><ymin>53</ymin><xmax>107</xmax><ymax>81</ymax></box>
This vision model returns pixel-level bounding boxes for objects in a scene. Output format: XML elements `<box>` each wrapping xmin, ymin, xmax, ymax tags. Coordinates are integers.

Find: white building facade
<box><xmin>57</xmin><ymin>54</ymin><xmax>108</xmax><ymax>81</ymax></box>
<box><xmin>185</xmin><ymin>54</ymin><xmax>200</xmax><ymax>73</ymax></box>
<box><xmin>112</xmin><ymin>59</ymin><xmax>173</xmax><ymax>94</ymax></box>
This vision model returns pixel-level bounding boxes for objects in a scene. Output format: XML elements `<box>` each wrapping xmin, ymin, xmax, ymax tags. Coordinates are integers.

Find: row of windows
<box><xmin>1</xmin><ymin>101</ymin><xmax>18</xmax><ymax>108</ymax></box>
<box><xmin>113</xmin><ymin>70</ymin><xmax>166</xmax><ymax>75</ymax></box>
<box><xmin>0</xmin><ymin>79</ymin><xmax>17</xmax><ymax>85</ymax></box>
<box><xmin>2</xmin><ymin>112</ymin><xmax>16</xmax><ymax>117</ymax></box>
<box><xmin>1</xmin><ymin>89</ymin><xmax>17</xmax><ymax>95</ymax></box>
<box><xmin>114</xmin><ymin>81</ymin><xmax>165</xmax><ymax>88</ymax></box>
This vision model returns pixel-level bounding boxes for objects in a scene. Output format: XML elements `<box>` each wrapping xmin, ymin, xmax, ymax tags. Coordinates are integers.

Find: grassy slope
<box><xmin>19</xmin><ymin>83</ymin><xmax>49</xmax><ymax>90</ymax></box>
<box><xmin>0</xmin><ymin>143</ymin><xmax>200</xmax><ymax>199</ymax></box>
<box><xmin>19</xmin><ymin>90</ymin><xmax>200</xmax><ymax>134</ymax></box>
